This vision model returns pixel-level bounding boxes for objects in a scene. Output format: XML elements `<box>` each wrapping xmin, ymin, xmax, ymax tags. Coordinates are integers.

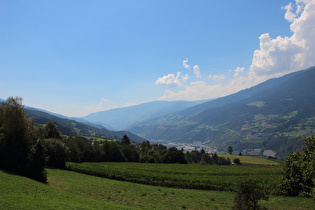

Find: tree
<box><xmin>228</xmin><ymin>146</ymin><xmax>233</xmax><ymax>155</ymax></box>
<box><xmin>163</xmin><ymin>147</ymin><xmax>188</xmax><ymax>164</ymax></box>
<box><xmin>200</xmin><ymin>153</ymin><xmax>213</xmax><ymax>165</ymax></box>
<box><xmin>43</xmin><ymin>138</ymin><xmax>69</xmax><ymax>169</ymax></box>
<box><xmin>0</xmin><ymin>97</ymin><xmax>31</xmax><ymax>171</ymax></box>
<box><xmin>102</xmin><ymin>141</ymin><xmax>126</xmax><ymax>162</ymax></box>
<box><xmin>0</xmin><ymin>97</ymin><xmax>47</xmax><ymax>182</ymax></box>
<box><xmin>212</xmin><ymin>153</ymin><xmax>219</xmax><ymax>165</ymax></box>
<box><xmin>232</xmin><ymin>179</ymin><xmax>268</xmax><ymax>210</ymax></box>
<box><xmin>45</xmin><ymin>122</ymin><xmax>62</xmax><ymax>139</ymax></box>
<box><xmin>278</xmin><ymin>136</ymin><xmax>315</xmax><ymax>198</ymax></box>
<box><xmin>121</xmin><ymin>135</ymin><xmax>131</xmax><ymax>145</ymax></box>
<box><xmin>26</xmin><ymin>140</ymin><xmax>47</xmax><ymax>182</ymax></box>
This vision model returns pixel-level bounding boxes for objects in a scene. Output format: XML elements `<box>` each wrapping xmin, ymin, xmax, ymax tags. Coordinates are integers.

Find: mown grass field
<box><xmin>1</xmin><ymin>168</ymin><xmax>313</xmax><ymax>209</ymax></box>
<box><xmin>218</xmin><ymin>154</ymin><xmax>282</xmax><ymax>165</ymax></box>
<box><xmin>67</xmin><ymin>162</ymin><xmax>283</xmax><ymax>192</ymax></box>
<box><xmin>0</xmin><ymin>170</ymin><xmax>133</xmax><ymax>209</ymax></box>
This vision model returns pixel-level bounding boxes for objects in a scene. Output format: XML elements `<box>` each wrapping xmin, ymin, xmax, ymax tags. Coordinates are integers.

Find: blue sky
<box><xmin>1</xmin><ymin>0</ymin><xmax>315</xmax><ymax>117</ymax></box>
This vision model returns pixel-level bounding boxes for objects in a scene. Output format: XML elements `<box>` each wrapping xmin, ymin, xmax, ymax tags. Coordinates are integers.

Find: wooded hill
<box><xmin>24</xmin><ymin>108</ymin><xmax>146</xmax><ymax>142</ymax></box>
<box><xmin>128</xmin><ymin>66</ymin><xmax>315</xmax><ymax>156</ymax></box>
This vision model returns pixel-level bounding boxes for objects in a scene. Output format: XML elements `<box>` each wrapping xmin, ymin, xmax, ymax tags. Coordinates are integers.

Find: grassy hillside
<box><xmin>1</xmin><ymin>168</ymin><xmax>313</xmax><ymax>209</ymax></box>
<box><xmin>0</xmin><ymin>170</ymin><xmax>133</xmax><ymax>209</ymax></box>
<box><xmin>218</xmin><ymin>154</ymin><xmax>282</xmax><ymax>165</ymax></box>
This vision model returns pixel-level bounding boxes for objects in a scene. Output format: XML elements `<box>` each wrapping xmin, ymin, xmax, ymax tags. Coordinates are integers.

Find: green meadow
<box><xmin>0</xmin><ymin>170</ymin><xmax>133</xmax><ymax>209</ymax></box>
<box><xmin>218</xmin><ymin>154</ymin><xmax>282</xmax><ymax>165</ymax></box>
<box><xmin>1</xmin><ymin>163</ymin><xmax>314</xmax><ymax>209</ymax></box>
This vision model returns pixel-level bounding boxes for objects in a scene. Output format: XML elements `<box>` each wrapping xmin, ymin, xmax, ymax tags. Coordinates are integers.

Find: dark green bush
<box><xmin>232</xmin><ymin>179</ymin><xmax>268</xmax><ymax>210</ymax></box>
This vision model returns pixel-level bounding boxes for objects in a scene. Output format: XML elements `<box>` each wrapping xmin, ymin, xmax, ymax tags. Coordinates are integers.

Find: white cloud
<box><xmin>156</xmin><ymin>72</ymin><xmax>182</xmax><ymax>87</ymax></box>
<box><xmin>183</xmin><ymin>58</ymin><xmax>190</xmax><ymax>70</ymax></box>
<box><xmin>159</xmin><ymin>81</ymin><xmax>224</xmax><ymax>101</ymax></box>
<box><xmin>181</xmin><ymin>74</ymin><xmax>189</xmax><ymax>82</ymax></box>
<box><xmin>283</xmin><ymin>3</ymin><xmax>297</xmax><ymax>22</ymax></box>
<box><xmin>250</xmin><ymin>0</ymin><xmax>315</xmax><ymax>77</ymax></box>
<box><xmin>233</xmin><ymin>67</ymin><xmax>245</xmax><ymax>77</ymax></box>
<box><xmin>159</xmin><ymin>72</ymin><xmax>263</xmax><ymax>102</ymax></box>
<box><xmin>158</xmin><ymin>1</ymin><xmax>315</xmax><ymax>102</ymax></box>
<box><xmin>84</xmin><ymin>99</ymin><xmax>139</xmax><ymax>115</ymax></box>
<box><xmin>211</xmin><ymin>74</ymin><xmax>225</xmax><ymax>80</ymax></box>
<box><xmin>85</xmin><ymin>98</ymin><xmax>114</xmax><ymax>114</ymax></box>
<box><xmin>193</xmin><ymin>65</ymin><xmax>201</xmax><ymax>78</ymax></box>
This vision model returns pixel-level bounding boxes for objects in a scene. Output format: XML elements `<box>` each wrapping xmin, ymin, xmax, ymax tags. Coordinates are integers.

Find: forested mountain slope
<box><xmin>129</xmin><ymin>66</ymin><xmax>315</xmax><ymax>156</ymax></box>
<box><xmin>83</xmin><ymin>100</ymin><xmax>205</xmax><ymax>130</ymax></box>
<box><xmin>25</xmin><ymin>108</ymin><xmax>145</xmax><ymax>142</ymax></box>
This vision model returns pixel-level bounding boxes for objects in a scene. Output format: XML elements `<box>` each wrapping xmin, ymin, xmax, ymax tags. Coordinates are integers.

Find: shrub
<box><xmin>232</xmin><ymin>179</ymin><xmax>268</xmax><ymax>210</ymax></box>
<box><xmin>233</xmin><ymin>158</ymin><xmax>241</xmax><ymax>165</ymax></box>
<box><xmin>277</xmin><ymin>136</ymin><xmax>315</xmax><ymax>199</ymax></box>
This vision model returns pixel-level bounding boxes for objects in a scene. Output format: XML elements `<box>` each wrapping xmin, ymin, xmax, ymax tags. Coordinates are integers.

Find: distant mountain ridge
<box><xmin>24</xmin><ymin>108</ymin><xmax>146</xmax><ymax>142</ymax></box>
<box><xmin>0</xmin><ymin>99</ymin><xmax>146</xmax><ymax>142</ymax></box>
<box><xmin>128</xmin><ymin>66</ymin><xmax>315</xmax><ymax>156</ymax></box>
<box><xmin>83</xmin><ymin>100</ymin><xmax>206</xmax><ymax>131</ymax></box>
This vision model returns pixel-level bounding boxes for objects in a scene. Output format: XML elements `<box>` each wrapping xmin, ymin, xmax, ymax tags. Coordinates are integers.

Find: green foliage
<box><xmin>228</xmin><ymin>146</ymin><xmax>233</xmax><ymax>154</ymax></box>
<box><xmin>44</xmin><ymin>122</ymin><xmax>62</xmax><ymax>139</ymax></box>
<box><xmin>232</xmin><ymin>179</ymin><xmax>268</xmax><ymax>210</ymax></box>
<box><xmin>163</xmin><ymin>147</ymin><xmax>187</xmax><ymax>164</ymax></box>
<box><xmin>139</xmin><ymin>141</ymin><xmax>167</xmax><ymax>163</ymax></box>
<box><xmin>278</xmin><ymin>136</ymin><xmax>315</xmax><ymax>198</ymax></box>
<box><xmin>233</xmin><ymin>158</ymin><xmax>241</xmax><ymax>165</ymax></box>
<box><xmin>43</xmin><ymin>138</ymin><xmax>69</xmax><ymax>169</ymax></box>
<box><xmin>0</xmin><ymin>97</ymin><xmax>31</xmax><ymax>171</ymax></box>
<box><xmin>0</xmin><ymin>97</ymin><xmax>47</xmax><ymax>182</ymax></box>
<box><xmin>121</xmin><ymin>135</ymin><xmax>131</xmax><ymax>145</ymax></box>
<box><xmin>26</xmin><ymin>140</ymin><xmax>47</xmax><ymax>182</ymax></box>
<box><xmin>121</xmin><ymin>145</ymin><xmax>139</xmax><ymax>162</ymax></box>
<box><xmin>200</xmin><ymin>153</ymin><xmax>212</xmax><ymax>165</ymax></box>
<box><xmin>102</xmin><ymin>140</ymin><xmax>126</xmax><ymax>162</ymax></box>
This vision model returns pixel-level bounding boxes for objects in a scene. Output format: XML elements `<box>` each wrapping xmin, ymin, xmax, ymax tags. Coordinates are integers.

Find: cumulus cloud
<box><xmin>283</xmin><ymin>3</ymin><xmax>297</xmax><ymax>22</ymax></box>
<box><xmin>233</xmin><ymin>67</ymin><xmax>245</xmax><ymax>77</ymax></box>
<box><xmin>159</xmin><ymin>72</ymin><xmax>262</xmax><ymax>102</ymax></box>
<box><xmin>156</xmin><ymin>72</ymin><xmax>182</xmax><ymax>87</ymax></box>
<box><xmin>183</xmin><ymin>58</ymin><xmax>190</xmax><ymax>70</ymax></box>
<box><xmin>210</xmin><ymin>74</ymin><xmax>225</xmax><ymax>80</ymax></box>
<box><xmin>181</xmin><ymin>74</ymin><xmax>189</xmax><ymax>82</ymax></box>
<box><xmin>85</xmin><ymin>98</ymin><xmax>114</xmax><ymax>114</ymax></box>
<box><xmin>193</xmin><ymin>65</ymin><xmax>201</xmax><ymax>78</ymax></box>
<box><xmin>158</xmin><ymin>1</ymin><xmax>315</xmax><ymax>102</ymax></box>
<box><xmin>250</xmin><ymin>0</ymin><xmax>315</xmax><ymax>77</ymax></box>
<box><xmin>159</xmin><ymin>81</ymin><xmax>224</xmax><ymax>101</ymax></box>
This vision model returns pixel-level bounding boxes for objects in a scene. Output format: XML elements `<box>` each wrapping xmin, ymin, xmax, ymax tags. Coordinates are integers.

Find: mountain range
<box><xmin>127</xmin><ymin>66</ymin><xmax>315</xmax><ymax>156</ymax></box>
<box><xmin>83</xmin><ymin>100</ymin><xmax>206</xmax><ymax>131</ymax></box>
<box><xmin>0</xmin><ymin>99</ymin><xmax>146</xmax><ymax>142</ymax></box>
<box><xmin>2</xmin><ymin>66</ymin><xmax>314</xmax><ymax>156</ymax></box>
